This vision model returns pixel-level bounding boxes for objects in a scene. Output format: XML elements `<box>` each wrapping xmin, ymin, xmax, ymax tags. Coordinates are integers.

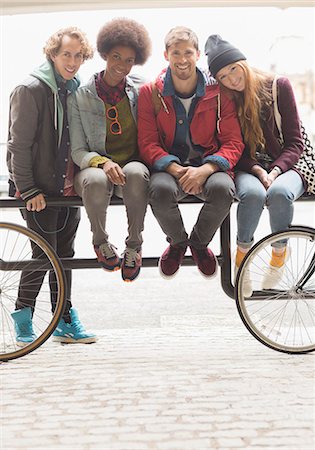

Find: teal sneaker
<box><xmin>53</xmin><ymin>308</ymin><xmax>97</xmax><ymax>344</ymax></box>
<box><xmin>11</xmin><ymin>307</ymin><xmax>37</xmax><ymax>347</ymax></box>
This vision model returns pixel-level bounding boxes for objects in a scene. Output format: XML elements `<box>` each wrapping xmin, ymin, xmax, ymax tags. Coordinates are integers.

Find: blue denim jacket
<box><xmin>68</xmin><ymin>73</ymin><xmax>145</xmax><ymax>169</ymax></box>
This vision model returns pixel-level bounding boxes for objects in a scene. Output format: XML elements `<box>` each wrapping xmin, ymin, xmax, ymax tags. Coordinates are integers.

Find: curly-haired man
<box><xmin>7</xmin><ymin>27</ymin><xmax>97</xmax><ymax>346</ymax></box>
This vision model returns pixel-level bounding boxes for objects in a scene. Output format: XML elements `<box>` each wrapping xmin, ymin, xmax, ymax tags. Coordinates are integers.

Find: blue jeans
<box><xmin>235</xmin><ymin>170</ymin><xmax>305</xmax><ymax>249</ymax></box>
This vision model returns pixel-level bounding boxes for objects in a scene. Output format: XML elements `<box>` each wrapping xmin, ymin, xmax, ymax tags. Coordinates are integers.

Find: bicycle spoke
<box><xmin>0</xmin><ymin>222</ymin><xmax>65</xmax><ymax>361</ymax></box>
<box><xmin>237</xmin><ymin>228</ymin><xmax>315</xmax><ymax>353</ymax></box>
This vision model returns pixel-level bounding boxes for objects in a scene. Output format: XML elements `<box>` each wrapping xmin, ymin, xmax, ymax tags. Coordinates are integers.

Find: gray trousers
<box><xmin>74</xmin><ymin>161</ymin><xmax>150</xmax><ymax>250</ymax></box>
<box><xmin>149</xmin><ymin>171</ymin><xmax>235</xmax><ymax>248</ymax></box>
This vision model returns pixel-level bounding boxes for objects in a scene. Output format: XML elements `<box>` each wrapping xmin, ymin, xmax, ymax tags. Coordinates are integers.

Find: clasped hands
<box><xmin>167</xmin><ymin>162</ymin><xmax>215</xmax><ymax>195</ymax></box>
<box><xmin>251</xmin><ymin>164</ymin><xmax>280</xmax><ymax>189</ymax></box>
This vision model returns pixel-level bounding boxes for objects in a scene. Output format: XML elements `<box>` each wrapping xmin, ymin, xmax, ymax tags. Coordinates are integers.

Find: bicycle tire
<box><xmin>236</xmin><ymin>226</ymin><xmax>315</xmax><ymax>354</ymax></box>
<box><xmin>0</xmin><ymin>222</ymin><xmax>66</xmax><ymax>361</ymax></box>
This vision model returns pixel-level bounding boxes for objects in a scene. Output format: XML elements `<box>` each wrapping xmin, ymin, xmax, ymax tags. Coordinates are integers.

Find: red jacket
<box><xmin>138</xmin><ymin>70</ymin><xmax>244</xmax><ymax>176</ymax></box>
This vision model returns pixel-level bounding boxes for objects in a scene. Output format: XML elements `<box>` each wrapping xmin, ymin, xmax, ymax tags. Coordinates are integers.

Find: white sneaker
<box><xmin>234</xmin><ymin>262</ymin><xmax>253</xmax><ymax>298</ymax></box>
<box><xmin>262</xmin><ymin>247</ymin><xmax>290</xmax><ymax>290</ymax></box>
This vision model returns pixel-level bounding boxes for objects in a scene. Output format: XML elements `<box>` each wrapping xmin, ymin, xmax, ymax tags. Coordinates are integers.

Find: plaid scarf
<box><xmin>95</xmin><ymin>70</ymin><xmax>126</xmax><ymax>105</ymax></box>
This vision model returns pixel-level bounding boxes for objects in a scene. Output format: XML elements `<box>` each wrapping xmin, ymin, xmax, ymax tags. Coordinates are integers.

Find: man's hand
<box><xmin>26</xmin><ymin>193</ymin><xmax>46</xmax><ymax>212</ymax></box>
<box><xmin>166</xmin><ymin>162</ymin><xmax>188</xmax><ymax>180</ymax></box>
<box><xmin>179</xmin><ymin>164</ymin><xmax>215</xmax><ymax>195</ymax></box>
<box><xmin>103</xmin><ymin>160</ymin><xmax>126</xmax><ymax>185</ymax></box>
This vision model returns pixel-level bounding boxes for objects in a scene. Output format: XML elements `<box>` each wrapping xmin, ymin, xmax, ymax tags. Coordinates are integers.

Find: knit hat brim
<box><xmin>205</xmin><ymin>35</ymin><xmax>246</xmax><ymax>77</ymax></box>
<box><xmin>208</xmin><ymin>48</ymin><xmax>246</xmax><ymax>77</ymax></box>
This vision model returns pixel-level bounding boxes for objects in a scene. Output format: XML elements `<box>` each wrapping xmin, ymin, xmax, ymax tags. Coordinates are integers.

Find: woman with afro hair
<box><xmin>68</xmin><ymin>18</ymin><xmax>152</xmax><ymax>282</ymax></box>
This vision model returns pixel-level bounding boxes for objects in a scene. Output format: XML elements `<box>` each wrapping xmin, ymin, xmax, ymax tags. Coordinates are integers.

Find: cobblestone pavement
<box><xmin>1</xmin><ymin>204</ymin><xmax>315</xmax><ymax>449</ymax></box>
<box><xmin>1</xmin><ymin>267</ymin><xmax>314</xmax><ymax>450</ymax></box>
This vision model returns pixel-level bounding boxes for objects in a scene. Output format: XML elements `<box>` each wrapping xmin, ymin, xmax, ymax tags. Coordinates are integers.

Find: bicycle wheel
<box><xmin>236</xmin><ymin>226</ymin><xmax>315</xmax><ymax>354</ymax></box>
<box><xmin>0</xmin><ymin>222</ymin><xmax>66</xmax><ymax>361</ymax></box>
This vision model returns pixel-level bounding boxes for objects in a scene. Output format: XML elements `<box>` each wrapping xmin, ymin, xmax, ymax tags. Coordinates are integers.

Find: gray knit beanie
<box><xmin>204</xmin><ymin>34</ymin><xmax>246</xmax><ymax>77</ymax></box>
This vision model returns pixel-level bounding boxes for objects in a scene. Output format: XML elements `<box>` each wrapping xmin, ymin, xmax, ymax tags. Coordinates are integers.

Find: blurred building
<box><xmin>270</xmin><ymin>35</ymin><xmax>315</xmax><ymax>139</ymax></box>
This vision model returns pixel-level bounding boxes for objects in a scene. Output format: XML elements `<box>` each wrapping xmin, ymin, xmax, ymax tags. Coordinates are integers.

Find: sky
<box><xmin>0</xmin><ymin>5</ymin><xmax>314</xmax><ymax>144</ymax></box>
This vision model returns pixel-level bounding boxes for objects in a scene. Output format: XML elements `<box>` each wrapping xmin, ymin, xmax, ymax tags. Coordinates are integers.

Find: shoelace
<box><xmin>70</xmin><ymin>319</ymin><xmax>86</xmax><ymax>333</ymax></box>
<box><xmin>99</xmin><ymin>242</ymin><xmax>117</xmax><ymax>259</ymax></box>
<box><xmin>123</xmin><ymin>248</ymin><xmax>139</xmax><ymax>268</ymax></box>
<box><xmin>18</xmin><ymin>323</ymin><xmax>35</xmax><ymax>334</ymax></box>
<box><xmin>264</xmin><ymin>265</ymin><xmax>283</xmax><ymax>276</ymax></box>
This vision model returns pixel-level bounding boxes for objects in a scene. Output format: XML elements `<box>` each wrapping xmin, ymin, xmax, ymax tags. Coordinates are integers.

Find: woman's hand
<box><xmin>251</xmin><ymin>164</ymin><xmax>270</xmax><ymax>189</ymax></box>
<box><xmin>267</xmin><ymin>168</ymin><xmax>281</xmax><ymax>185</ymax></box>
<box><xmin>251</xmin><ymin>165</ymin><xmax>281</xmax><ymax>189</ymax></box>
<box><xmin>103</xmin><ymin>160</ymin><xmax>126</xmax><ymax>185</ymax></box>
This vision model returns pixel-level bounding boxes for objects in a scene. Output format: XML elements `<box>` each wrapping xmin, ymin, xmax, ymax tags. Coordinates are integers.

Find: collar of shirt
<box><xmin>54</xmin><ymin>68</ymin><xmax>80</xmax><ymax>93</ymax></box>
<box><xmin>162</xmin><ymin>66</ymin><xmax>206</xmax><ymax>98</ymax></box>
<box><xmin>95</xmin><ymin>70</ymin><xmax>126</xmax><ymax>105</ymax></box>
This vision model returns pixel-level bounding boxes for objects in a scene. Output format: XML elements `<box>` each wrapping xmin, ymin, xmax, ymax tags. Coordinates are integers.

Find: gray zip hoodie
<box><xmin>32</xmin><ymin>60</ymin><xmax>80</xmax><ymax>147</ymax></box>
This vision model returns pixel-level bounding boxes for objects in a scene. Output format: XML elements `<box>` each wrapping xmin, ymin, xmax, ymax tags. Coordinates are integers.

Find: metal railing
<box><xmin>1</xmin><ymin>193</ymin><xmax>314</xmax><ymax>299</ymax></box>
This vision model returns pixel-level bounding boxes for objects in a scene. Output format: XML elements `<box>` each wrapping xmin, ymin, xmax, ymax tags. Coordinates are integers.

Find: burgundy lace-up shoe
<box><xmin>190</xmin><ymin>245</ymin><xmax>218</xmax><ymax>278</ymax></box>
<box><xmin>159</xmin><ymin>244</ymin><xmax>187</xmax><ymax>278</ymax></box>
<box><xmin>94</xmin><ymin>242</ymin><xmax>121</xmax><ymax>271</ymax></box>
<box><xmin>121</xmin><ymin>248</ymin><xmax>142</xmax><ymax>282</ymax></box>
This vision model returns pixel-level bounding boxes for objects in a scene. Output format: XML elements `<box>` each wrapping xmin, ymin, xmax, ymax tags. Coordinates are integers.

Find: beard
<box><xmin>173</xmin><ymin>66</ymin><xmax>193</xmax><ymax>81</ymax></box>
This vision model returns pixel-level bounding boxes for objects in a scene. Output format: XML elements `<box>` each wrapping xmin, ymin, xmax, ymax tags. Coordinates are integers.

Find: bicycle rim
<box><xmin>236</xmin><ymin>227</ymin><xmax>315</xmax><ymax>354</ymax></box>
<box><xmin>0</xmin><ymin>222</ymin><xmax>66</xmax><ymax>361</ymax></box>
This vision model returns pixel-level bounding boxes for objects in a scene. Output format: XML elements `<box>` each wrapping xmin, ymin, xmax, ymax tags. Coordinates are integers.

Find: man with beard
<box><xmin>138</xmin><ymin>26</ymin><xmax>244</xmax><ymax>279</ymax></box>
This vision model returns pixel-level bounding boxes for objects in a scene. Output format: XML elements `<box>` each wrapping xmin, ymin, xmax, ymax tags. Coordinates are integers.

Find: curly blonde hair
<box><xmin>222</xmin><ymin>61</ymin><xmax>273</xmax><ymax>158</ymax></box>
<box><xmin>43</xmin><ymin>26</ymin><xmax>94</xmax><ymax>61</ymax></box>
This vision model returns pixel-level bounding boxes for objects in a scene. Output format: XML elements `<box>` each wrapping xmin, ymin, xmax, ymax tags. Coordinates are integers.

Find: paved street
<box><xmin>2</xmin><ymin>266</ymin><xmax>315</xmax><ymax>450</ymax></box>
<box><xmin>1</xmin><ymin>203</ymin><xmax>315</xmax><ymax>449</ymax></box>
